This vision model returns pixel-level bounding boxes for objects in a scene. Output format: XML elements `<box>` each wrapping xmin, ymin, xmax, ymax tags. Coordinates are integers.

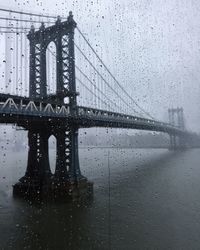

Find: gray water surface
<box><xmin>0</xmin><ymin>148</ymin><xmax>200</xmax><ymax>250</ymax></box>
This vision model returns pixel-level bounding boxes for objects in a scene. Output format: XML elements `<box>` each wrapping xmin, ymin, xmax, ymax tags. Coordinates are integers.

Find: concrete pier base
<box><xmin>13</xmin><ymin>178</ymin><xmax>93</xmax><ymax>202</ymax></box>
<box><xmin>51</xmin><ymin>178</ymin><xmax>93</xmax><ymax>201</ymax></box>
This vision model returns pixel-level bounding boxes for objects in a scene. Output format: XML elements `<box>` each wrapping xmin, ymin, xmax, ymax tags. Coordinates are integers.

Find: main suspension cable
<box><xmin>0</xmin><ymin>7</ymin><xmax>60</xmax><ymax>19</ymax></box>
<box><xmin>75</xmin><ymin>43</ymin><xmax>144</xmax><ymax>117</ymax></box>
<box><xmin>77</xmin><ymin>26</ymin><xmax>154</xmax><ymax>120</ymax></box>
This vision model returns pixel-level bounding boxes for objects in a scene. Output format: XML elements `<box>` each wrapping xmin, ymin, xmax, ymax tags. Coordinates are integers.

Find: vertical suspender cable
<box><xmin>20</xmin><ymin>13</ymin><xmax>23</xmax><ymax>96</ymax></box>
<box><xmin>97</xmin><ymin>53</ymin><xmax>100</xmax><ymax>109</ymax></box>
<box><xmin>24</xmin><ymin>18</ymin><xmax>28</xmax><ymax>96</ymax></box>
<box><xmin>15</xmin><ymin>19</ymin><xmax>19</xmax><ymax>95</ymax></box>
<box><xmin>81</xmin><ymin>32</ymin><xmax>85</xmax><ymax>107</ymax></box>
<box><xmin>47</xmin><ymin>20</ymin><xmax>50</xmax><ymax>94</ymax></box>
<box><xmin>5</xmin><ymin>20</ymin><xmax>8</xmax><ymax>93</ymax></box>
<box><xmin>11</xmin><ymin>13</ymin><xmax>14</xmax><ymax>94</ymax></box>
<box><xmin>5</xmin><ymin>16</ymin><xmax>11</xmax><ymax>94</ymax></box>
<box><xmin>94</xmin><ymin>50</ymin><xmax>97</xmax><ymax>109</ymax></box>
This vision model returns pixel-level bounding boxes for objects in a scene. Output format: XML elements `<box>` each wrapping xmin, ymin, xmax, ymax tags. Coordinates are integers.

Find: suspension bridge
<box><xmin>0</xmin><ymin>9</ymin><xmax>193</xmax><ymax>199</ymax></box>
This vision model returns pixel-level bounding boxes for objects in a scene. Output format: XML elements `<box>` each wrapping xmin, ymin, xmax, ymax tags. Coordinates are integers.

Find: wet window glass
<box><xmin>0</xmin><ymin>1</ymin><xmax>200</xmax><ymax>249</ymax></box>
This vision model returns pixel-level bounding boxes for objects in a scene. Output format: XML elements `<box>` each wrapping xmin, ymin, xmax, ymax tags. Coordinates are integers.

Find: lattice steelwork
<box><xmin>34</xmin><ymin>43</ymin><xmax>42</xmax><ymax>97</ymax></box>
<box><xmin>62</xmin><ymin>35</ymin><xmax>70</xmax><ymax>97</ymax></box>
<box><xmin>0</xmin><ymin>9</ymin><xmax>190</xmax><ymax>199</ymax></box>
<box><xmin>55</xmin><ymin>126</ymin><xmax>81</xmax><ymax>181</ymax></box>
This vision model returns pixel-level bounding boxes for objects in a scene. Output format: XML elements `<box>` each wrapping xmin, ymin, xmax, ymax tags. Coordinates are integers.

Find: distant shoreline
<box><xmin>79</xmin><ymin>146</ymin><xmax>200</xmax><ymax>149</ymax></box>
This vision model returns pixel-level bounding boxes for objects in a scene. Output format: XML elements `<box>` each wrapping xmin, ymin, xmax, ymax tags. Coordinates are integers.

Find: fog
<box><xmin>0</xmin><ymin>0</ymin><xmax>200</xmax><ymax>132</ymax></box>
<box><xmin>1</xmin><ymin>3</ymin><xmax>200</xmax><ymax>249</ymax></box>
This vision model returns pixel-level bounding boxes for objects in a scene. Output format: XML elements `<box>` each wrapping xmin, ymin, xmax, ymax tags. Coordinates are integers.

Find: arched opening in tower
<box><xmin>48</xmin><ymin>135</ymin><xmax>57</xmax><ymax>174</ymax></box>
<box><xmin>46</xmin><ymin>41</ymin><xmax>57</xmax><ymax>96</ymax></box>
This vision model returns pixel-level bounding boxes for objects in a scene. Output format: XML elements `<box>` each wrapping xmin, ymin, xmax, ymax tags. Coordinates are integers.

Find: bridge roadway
<box><xmin>0</xmin><ymin>93</ymin><xmax>186</xmax><ymax>136</ymax></box>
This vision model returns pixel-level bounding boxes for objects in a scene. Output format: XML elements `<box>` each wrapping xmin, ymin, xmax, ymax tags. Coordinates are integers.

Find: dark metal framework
<box><xmin>168</xmin><ymin>108</ymin><xmax>185</xmax><ymax>149</ymax></box>
<box><xmin>28</xmin><ymin>12</ymin><xmax>77</xmax><ymax>102</ymax></box>
<box><xmin>18</xmin><ymin>12</ymin><xmax>83</xmax><ymax>194</ymax></box>
<box><xmin>1</xmin><ymin>11</ymin><xmax>189</xmax><ymax>198</ymax></box>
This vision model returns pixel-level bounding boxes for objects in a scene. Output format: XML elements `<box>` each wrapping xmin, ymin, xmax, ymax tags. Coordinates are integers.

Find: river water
<box><xmin>0</xmin><ymin>147</ymin><xmax>200</xmax><ymax>249</ymax></box>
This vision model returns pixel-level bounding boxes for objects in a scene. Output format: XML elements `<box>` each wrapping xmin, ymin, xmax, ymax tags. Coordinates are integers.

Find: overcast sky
<box><xmin>0</xmin><ymin>0</ymin><xmax>200</xmax><ymax>132</ymax></box>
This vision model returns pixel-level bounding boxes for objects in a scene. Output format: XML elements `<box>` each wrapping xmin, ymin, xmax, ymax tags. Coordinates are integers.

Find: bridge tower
<box><xmin>13</xmin><ymin>12</ymin><xmax>91</xmax><ymax>199</ymax></box>
<box><xmin>168</xmin><ymin>107</ymin><xmax>185</xmax><ymax>150</ymax></box>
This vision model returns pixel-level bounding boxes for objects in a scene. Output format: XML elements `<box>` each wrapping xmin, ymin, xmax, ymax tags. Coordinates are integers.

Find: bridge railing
<box><xmin>77</xmin><ymin>106</ymin><xmax>183</xmax><ymax>132</ymax></box>
<box><xmin>0</xmin><ymin>97</ymin><xmax>70</xmax><ymax>117</ymax></box>
<box><xmin>0</xmin><ymin>96</ymin><xmax>185</xmax><ymax>135</ymax></box>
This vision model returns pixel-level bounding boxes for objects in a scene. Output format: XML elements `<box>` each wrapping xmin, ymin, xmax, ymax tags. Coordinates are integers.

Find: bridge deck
<box><xmin>0</xmin><ymin>94</ymin><xmax>185</xmax><ymax>135</ymax></box>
